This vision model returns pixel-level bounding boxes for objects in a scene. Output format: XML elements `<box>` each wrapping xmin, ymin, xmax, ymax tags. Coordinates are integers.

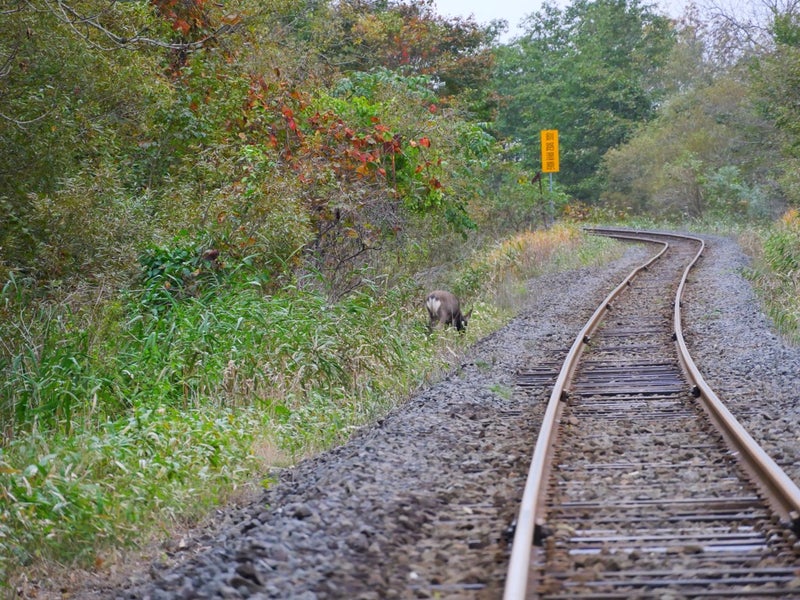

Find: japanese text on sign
<box><xmin>540</xmin><ymin>129</ymin><xmax>559</xmax><ymax>173</ymax></box>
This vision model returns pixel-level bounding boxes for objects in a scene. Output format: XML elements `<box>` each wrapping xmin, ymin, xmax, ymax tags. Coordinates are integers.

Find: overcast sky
<box><xmin>432</xmin><ymin>0</ymin><xmax>691</xmax><ymax>39</ymax></box>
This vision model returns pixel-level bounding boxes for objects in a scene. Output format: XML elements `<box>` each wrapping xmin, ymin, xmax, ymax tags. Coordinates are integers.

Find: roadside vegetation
<box><xmin>0</xmin><ymin>223</ymin><xmax>619</xmax><ymax>586</ymax></box>
<box><xmin>744</xmin><ymin>209</ymin><xmax>800</xmax><ymax>342</ymax></box>
<box><xmin>2</xmin><ymin>0</ymin><xmax>800</xmax><ymax>591</ymax></box>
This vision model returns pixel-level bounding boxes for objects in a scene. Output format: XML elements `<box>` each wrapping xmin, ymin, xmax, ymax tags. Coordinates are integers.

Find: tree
<box><xmin>493</xmin><ymin>0</ymin><xmax>675</xmax><ymax>202</ymax></box>
<box><xmin>600</xmin><ymin>2</ymin><xmax>788</xmax><ymax>219</ymax></box>
<box><xmin>290</xmin><ymin>0</ymin><xmax>498</xmax><ymax>98</ymax></box>
<box><xmin>749</xmin><ymin>1</ymin><xmax>800</xmax><ymax>206</ymax></box>
<box><xmin>602</xmin><ymin>73</ymin><xmax>779</xmax><ymax>218</ymax></box>
<box><xmin>0</xmin><ymin>0</ymin><xmax>176</xmax><ymax>277</ymax></box>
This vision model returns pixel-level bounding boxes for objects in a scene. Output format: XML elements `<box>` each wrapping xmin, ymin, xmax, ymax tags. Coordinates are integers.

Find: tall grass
<box><xmin>0</xmin><ymin>223</ymin><xmax>621</xmax><ymax>588</ymax></box>
<box><xmin>452</xmin><ymin>224</ymin><xmax>622</xmax><ymax>310</ymax></box>
<box><xmin>0</xmin><ymin>271</ymin><xmax>443</xmax><ymax>584</ymax></box>
<box><xmin>743</xmin><ymin>209</ymin><xmax>800</xmax><ymax>342</ymax></box>
<box><xmin>1</xmin><ymin>407</ymin><xmax>259</xmax><ymax>572</ymax></box>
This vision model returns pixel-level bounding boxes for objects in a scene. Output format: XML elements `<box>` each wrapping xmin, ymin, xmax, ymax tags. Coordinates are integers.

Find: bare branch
<box><xmin>39</xmin><ymin>0</ymin><xmax>236</xmax><ymax>53</ymax></box>
<box><xmin>702</xmin><ymin>0</ymin><xmax>800</xmax><ymax>55</ymax></box>
<box><xmin>0</xmin><ymin>108</ymin><xmax>54</xmax><ymax>128</ymax></box>
<box><xmin>0</xmin><ymin>42</ymin><xmax>20</xmax><ymax>79</ymax></box>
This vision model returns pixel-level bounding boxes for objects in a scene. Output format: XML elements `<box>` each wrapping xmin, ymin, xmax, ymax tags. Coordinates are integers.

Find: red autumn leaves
<box><xmin>245</xmin><ymin>76</ymin><xmax>442</xmax><ymax>197</ymax></box>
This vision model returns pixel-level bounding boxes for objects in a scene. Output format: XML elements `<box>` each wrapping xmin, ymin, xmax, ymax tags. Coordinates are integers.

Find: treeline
<box><xmin>600</xmin><ymin>2</ymin><xmax>800</xmax><ymax>220</ymax></box>
<box><xmin>4</xmin><ymin>0</ymin><xmax>800</xmax><ymax>292</ymax></box>
<box><xmin>1</xmin><ymin>0</ymin><xmax>503</xmax><ymax>294</ymax></box>
<box><xmin>494</xmin><ymin>0</ymin><xmax>800</xmax><ymax>221</ymax></box>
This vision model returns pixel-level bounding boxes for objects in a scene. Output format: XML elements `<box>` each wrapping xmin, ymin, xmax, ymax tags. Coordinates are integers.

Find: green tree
<box><xmin>292</xmin><ymin>0</ymin><xmax>499</xmax><ymax>97</ymax></box>
<box><xmin>0</xmin><ymin>0</ymin><xmax>177</xmax><ymax>280</ymax></box>
<box><xmin>493</xmin><ymin>0</ymin><xmax>675</xmax><ymax>202</ymax></box>
<box><xmin>600</xmin><ymin>0</ymin><xmax>797</xmax><ymax>220</ymax></box>
<box><xmin>752</xmin><ymin>3</ymin><xmax>800</xmax><ymax>206</ymax></box>
<box><xmin>602</xmin><ymin>71</ymin><xmax>779</xmax><ymax>219</ymax></box>
<box><xmin>0</xmin><ymin>0</ymin><xmax>501</xmax><ymax>288</ymax></box>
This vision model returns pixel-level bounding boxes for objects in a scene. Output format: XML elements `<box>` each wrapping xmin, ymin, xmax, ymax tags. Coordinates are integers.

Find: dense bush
<box><xmin>745</xmin><ymin>210</ymin><xmax>800</xmax><ymax>340</ymax></box>
<box><xmin>601</xmin><ymin>73</ymin><xmax>780</xmax><ymax>220</ymax></box>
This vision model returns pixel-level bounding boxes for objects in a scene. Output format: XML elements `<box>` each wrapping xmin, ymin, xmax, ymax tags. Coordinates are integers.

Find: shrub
<box><xmin>746</xmin><ymin>210</ymin><xmax>800</xmax><ymax>340</ymax></box>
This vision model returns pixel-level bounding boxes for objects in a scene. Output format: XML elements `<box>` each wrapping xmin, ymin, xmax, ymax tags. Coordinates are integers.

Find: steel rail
<box><xmin>672</xmin><ymin>236</ymin><xmax>800</xmax><ymax>531</ymax></box>
<box><xmin>595</xmin><ymin>227</ymin><xmax>800</xmax><ymax>531</ymax></box>
<box><xmin>503</xmin><ymin>227</ymin><xmax>800</xmax><ymax>599</ymax></box>
<box><xmin>503</xmin><ymin>232</ymin><xmax>668</xmax><ymax>600</ymax></box>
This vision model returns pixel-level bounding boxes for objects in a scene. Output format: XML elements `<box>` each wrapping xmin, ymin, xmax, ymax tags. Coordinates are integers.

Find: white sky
<box><xmin>432</xmin><ymin>0</ymin><xmax>691</xmax><ymax>39</ymax></box>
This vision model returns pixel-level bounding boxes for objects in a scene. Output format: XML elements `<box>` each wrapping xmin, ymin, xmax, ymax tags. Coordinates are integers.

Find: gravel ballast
<box><xmin>683</xmin><ymin>235</ymin><xmax>800</xmax><ymax>484</ymax></box>
<box><xmin>70</xmin><ymin>233</ymin><xmax>799</xmax><ymax>600</ymax></box>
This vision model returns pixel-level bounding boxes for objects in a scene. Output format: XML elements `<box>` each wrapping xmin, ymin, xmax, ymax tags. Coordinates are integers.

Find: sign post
<box><xmin>540</xmin><ymin>129</ymin><xmax>559</xmax><ymax>224</ymax></box>
<box><xmin>540</xmin><ymin>129</ymin><xmax>559</xmax><ymax>177</ymax></box>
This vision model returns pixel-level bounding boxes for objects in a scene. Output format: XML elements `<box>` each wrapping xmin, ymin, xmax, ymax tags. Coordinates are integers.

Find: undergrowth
<box><xmin>0</xmin><ymin>223</ymin><xmax>621</xmax><ymax>589</ymax></box>
<box><xmin>742</xmin><ymin>209</ymin><xmax>800</xmax><ymax>342</ymax></box>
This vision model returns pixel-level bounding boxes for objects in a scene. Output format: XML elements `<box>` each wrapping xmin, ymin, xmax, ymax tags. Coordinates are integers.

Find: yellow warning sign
<box><xmin>540</xmin><ymin>129</ymin><xmax>559</xmax><ymax>173</ymax></box>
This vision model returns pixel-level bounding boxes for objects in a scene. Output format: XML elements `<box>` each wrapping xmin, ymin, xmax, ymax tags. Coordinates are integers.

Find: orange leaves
<box><xmin>298</xmin><ymin>113</ymin><xmax>406</xmax><ymax>184</ymax></box>
<box><xmin>382</xmin><ymin>134</ymin><xmax>402</xmax><ymax>156</ymax></box>
<box><xmin>245</xmin><ymin>75</ymin><xmax>307</xmax><ymax>151</ymax></box>
<box><xmin>281</xmin><ymin>105</ymin><xmax>298</xmax><ymax>133</ymax></box>
<box><xmin>237</xmin><ymin>74</ymin><xmax>446</xmax><ymax>204</ymax></box>
<box><xmin>409</xmin><ymin>136</ymin><xmax>431</xmax><ymax>148</ymax></box>
<box><xmin>151</xmin><ymin>0</ymin><xmax>210</xmax><ymax>39</ymax></box>
<box><xmin>173</xmin><ymin>18</ymin><xmax>191</xmax><ymax>35</ymax></box>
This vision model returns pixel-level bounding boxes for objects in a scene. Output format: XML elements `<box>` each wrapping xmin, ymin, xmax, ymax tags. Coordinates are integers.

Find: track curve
<box><xmin>505</xmin><ymin>228</ymin><xmax>800</xmax><ymax>599</ymax></box>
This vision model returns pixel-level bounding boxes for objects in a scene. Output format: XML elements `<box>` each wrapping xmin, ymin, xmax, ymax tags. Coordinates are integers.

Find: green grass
<box><xmin>1</xmin><ymin>406</ymin><xmax>259</xmax><ymax>570</ymax></box>
<box><xmin>740</xmin><ymin>212</ymin><xmax>800</xmax><ymax>343</ymax></box>
<box><xmin>0</xmin><ymin>223</ymin><xmax>626</xmax><ymax>589</ymax></box>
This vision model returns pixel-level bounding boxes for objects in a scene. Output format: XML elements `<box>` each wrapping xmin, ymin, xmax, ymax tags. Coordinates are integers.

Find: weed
<box><xmin>489</xmin><ymin>384</ymin><xmax>513</xmax><ymax>400</ymax></box>
<box><xmin>0</xmin><ymin>223</ymin><xmax>625</xmax><ymax>586</ymax></box>
<box><xmin>743</xmin><ymin>213</ymin><xmax>800</xmax><ymax>342</ymax></box>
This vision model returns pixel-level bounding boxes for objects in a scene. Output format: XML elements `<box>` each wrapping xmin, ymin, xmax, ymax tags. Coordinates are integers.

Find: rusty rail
<box><xmin>503</xmin><ymin>232</ymin><xmax>668</xmax><ymax>600</ymax></box>
<box><xmin>672</xmin><ymin>240</ymin><xmax>800</xmax><ymax>531</ymax></box>
<box><xmin>599</xmin><ymin>227</ymin><xmax>800</xmax><ymax>530</ymax></box>
<box><xmin>503</xmin><ymin>227</ymin><xmax>800</xmax><ymax>599</ymax></box>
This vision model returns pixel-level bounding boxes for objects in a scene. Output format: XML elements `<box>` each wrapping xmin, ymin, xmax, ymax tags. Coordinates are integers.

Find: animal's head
<box><xmin>459</xmin><ymin>308</ymin><xmax>473</xmax><ymax>331</ymax></box>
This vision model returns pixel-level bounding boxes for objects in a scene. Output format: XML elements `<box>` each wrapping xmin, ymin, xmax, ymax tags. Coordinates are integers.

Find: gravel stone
<box><xmin>683</xmin><ymin>235</ymin><xmax>800</xmax><ymax>484</ymax></box>
<box><xmin>72</xmin><ymin>233</ymin><xmax>800</xmax><ymax>599</ymax></box>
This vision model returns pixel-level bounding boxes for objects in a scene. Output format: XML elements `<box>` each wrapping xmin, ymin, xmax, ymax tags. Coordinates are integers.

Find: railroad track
<box><xmin>506</xmin><ymin>228</ymin><xmax>800</xmax><ymax>599</ymax></box>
